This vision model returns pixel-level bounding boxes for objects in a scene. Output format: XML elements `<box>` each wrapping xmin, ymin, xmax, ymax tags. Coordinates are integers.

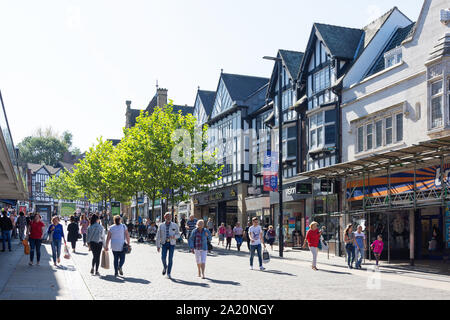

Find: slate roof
<box><xmin>221</xmin><ymin>73</ymin><xmax>269</xmax><ymax>103</ymax></box>
<box><xmin>366</xmin><ymin>22</ymin><xmax>416</xmax><ymax>77</ymax></box>
<box><xmin>172</xmin><ymin>105</ymin><xmax>194</xmax><ymax>115</ymax></box>
<box><xmin>279</xmin><ymin>50</ymin><xmax>304</xmax><ymax>79</ymax></box>
<box><xmin>147</xmin><ymin>95</ymin><xmax>158</xmax><ymax>111</ymax></box>
<box><xmin>198</xmin><ymin>90</ymin><xmax>216</xmax><ymax>117</ymax></box>
<box><xmin>362</xmin><ymin>7</ymin><xmax>398</xmax><ymax>49</ymax></box>
<box><xmin>246</xmin><ymin>83</ymin><xmax>270</xmax><ymax>115</ymax></box>
<box><xmin>128</xmin><ymin>108</ymin><xmax>142</xmax><ymax>127</ymax></box>
<box><xmin>57</xmin><ymin>161</ymin><xmax>76</xmax><ymax>173</ymax></box>
<box><xmin>314</xmin><ymin>23</ymin><xmax>364</xmax><ymax>60</ymax></box>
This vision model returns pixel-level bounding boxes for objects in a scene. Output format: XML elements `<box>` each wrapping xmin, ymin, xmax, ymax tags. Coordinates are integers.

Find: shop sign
<box><xmin>61</xmin><ymin>202</ymin><xmax>76</xmax><ymax>217</ymax></box>
<box><xmin>285</xmin><ymin>187</ymin><xmax>297</xmax><ymax>196</ymax></box>
<box><xmin>111</xmin><ymin>202</ymin><xmax>121</xmax><ymax>215</ymax></box>
<box><xmin>347</xmin><ymin>163</ymin><xmax>450</xmax><ymax>201</ymax></box>
<box><xmin>296</xmin><ymin>183</ymin><xmax>312</xmax><ymax>195</ymax></box>
<box><xmin>230</xmin><ymin>189</ymin><xmax>236</xmax><ymax>197</ymax></box>
<box><xmin>209</xmin><ymin>193</ymin><xmax>223</xmax><ymax>201</ymax></box>
<box><xmin>320</xmin><ymin>180</ymin><xmax>333</xmax><ymax>193</ymax></box>
<box><xmin>288</xmin><ymin>217</ymin><xmax>296</xmax><ymax>229</ymax></box>
<box><xmin>263</xmin><ymin>151</ymin><xmax>278</xmax><ymax>192</ymax></box>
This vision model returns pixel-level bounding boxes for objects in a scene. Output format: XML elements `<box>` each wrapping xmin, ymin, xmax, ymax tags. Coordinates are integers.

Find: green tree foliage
<box><xmin>45</xmin><ymin>171</ymin><xmax>83</xmax><ymax>201</ymax></box>
<box><xmin>17</xmin><ymin>127</ymin><xmax>80</xmax><ymax>166</ymax></box>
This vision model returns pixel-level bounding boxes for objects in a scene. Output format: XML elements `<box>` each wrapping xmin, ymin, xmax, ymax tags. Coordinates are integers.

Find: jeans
<box><xmin>19</xmin><ymin>226</ymin><xmax>26</xmax><ymax>241</ymax></box>
<box><xmin>235</xmin><ymin>235</ymin><xmax>243</xmax><ymax>251</ymax></box>
<box><xmin>90</xmin><ymin>242</ymin><xmax>103</xmax><ymax>272</ymax></box>
<box><xmin>113</xmin><ymin>250</ymin><xmax>126</xmax><ymax>274</ymax></box>
<box><xmin>250</xmin><ymin>244</ymin><xmax>262</xmax><ymax>267</ymax></box>
<box><xmin>161</xmin><ymin>242</ymin><xmax>175</xmax><ymax>275</ymax></box>
<box><xmin>29</xmin><ymin>238</ymin><xmax>42</xmax><ymax>263</ymax></box>
<box><xmin>1</xmin><ymin>230</ymin><xmax>12</xmax><ymax>251</ymax></box>
<box><xmin>51</xmin><ymin>239</ymin><xmax>62</xmax><ymax>263</ymax></box>
<box><xmin>355</xmin><ymin>246</ymin><xmax>365</xmax><ymax>268</ymax></box>
<box><xmin>82</xmin><ymin>233</ymin><xmax>87</xmax><ymax>245</ymax></box>
<box><xmin>346</xmin><ymin>244</ymin><xmax>355</xmax><ymax>267</ymax></box>
<box><xmin>310</xmin><ymin>246</ymin><xmax>318</xmax><ymax>267</ymax></box>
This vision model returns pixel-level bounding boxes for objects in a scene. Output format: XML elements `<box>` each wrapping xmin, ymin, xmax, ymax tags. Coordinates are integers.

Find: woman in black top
<box><xmin>67</xmin><ymin>216</ymin><xmax>80</xmax><ymax>253</ymax></box>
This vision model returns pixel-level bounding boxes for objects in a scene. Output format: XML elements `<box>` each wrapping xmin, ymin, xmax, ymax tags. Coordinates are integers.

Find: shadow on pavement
<box><xmin>169</xmin><ymin>278</ymin><xmax>210</xmax><ymax>288</ymax></box>
<box><xmin>317</xmin><ymin>269</ymin><xmax>352</xmax><ymax>275</ymax></box>
<box><xmin>73</xmin><ymin>252</ymin><xmax>89</xmax><ymax>256</ymax></box>
<box><xmin>100</xmin><ymin>275</ymin><xmax>151</xmax><ymax>284</ymax></box>
<box><xmin>262</xmin><ymin>269</ymin><xmax>297</xmax><ymax>277</ymax></box>
<box><xmin>205</xmin><ymin>278</ymin><xmax>241</xmax><ymax>286</ymax></box>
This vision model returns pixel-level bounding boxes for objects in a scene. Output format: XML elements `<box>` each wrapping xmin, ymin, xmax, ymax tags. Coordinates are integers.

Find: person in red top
<box><xmin>27</xmin><ymin>213</ymin><xmax>46</xmax><ymax>266</ymax></box>
<box><xmin>303</xmin><ymin>221</ymin><xmax>322</xmax><ymax>271</ymax></box>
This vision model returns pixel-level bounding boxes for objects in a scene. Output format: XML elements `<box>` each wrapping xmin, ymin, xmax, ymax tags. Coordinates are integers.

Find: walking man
<box><xmin>186</xmin><ymin>215</ymin><xmax>197</xmax><ymax>240</ymax></box>
<box><xmin>249</xmin><ymin>217</ymin><xmax>266</xmax><ymax>271</ymax></box>
<box><xmin>156</xmin><ymin>212</ymin><xmax>180</xmax><ymax>279</ymax></box>
<box><xmin>354</xmin><ymin>225</ymin><xmax>366</xmax><ymax>269</ymax></box>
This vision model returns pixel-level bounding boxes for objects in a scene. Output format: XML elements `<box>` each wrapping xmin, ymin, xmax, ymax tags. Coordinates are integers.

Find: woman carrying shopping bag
<box><xmin>86</xmin><ymin>214</ymin><xmax>105</xmax><ymax>276</ymax></box>
<box><xmin>47</xmin><ymin>216</ymin><xmax>66</xmax><ymax>267</ymax></box>
<box><xmin>105</xmin><ymin>215</ymin><xmax>131</xmax><ymax>277</ymax></box>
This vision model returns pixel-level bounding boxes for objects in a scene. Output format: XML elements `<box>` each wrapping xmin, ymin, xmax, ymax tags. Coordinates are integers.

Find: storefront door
<box><xmin>420</xmin><ymin>214</ymin><xmax>443</xmax><ymax>259</ymax></box>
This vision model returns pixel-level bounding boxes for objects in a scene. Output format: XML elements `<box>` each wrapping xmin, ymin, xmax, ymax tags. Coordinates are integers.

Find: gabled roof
<box><xmin>221</xmin><ymin>73</ymin><xmax>269</xmax><ymax>103</ymax></box>
<box><xmin>362</xmin><ymin>7</ymin><xmax>398</xmax><ymax>49</ymax></box>
<box><xmin>246</xmin><ymin>83</ymin><xmax>270</xmax><ymax>115</ymax></box>
<box><xmin>146</xmin><ymin>95</ymin><xmax>158</xmax><ymax>111</ymax></box>
<box><xmin>366</xmin><ymin>22</ymin><xmax>416</xmax><ymax>77</ymax></box>
<box><xmin>314</xmin><ymin>23</ymin><xmax>364</xmax><ymax>60</ymax></box>
<box><xmin>197</xmin><ymin>90</ymin><xmax>216</xmax><ymax>117</ymax></box>
<box><xmin>279</xmin><ymin>50</ymin><xmax>304</xmax><ymax>80</ymax></box>
<box><xmin>27</xmin><ymin>163</ymin><xmax>59</xmax><ymax>175</ymax></box>
<box><xmin>57</xmin><ymin>161</ymin><xmax>76</xmax><ymax>173</ymax></box>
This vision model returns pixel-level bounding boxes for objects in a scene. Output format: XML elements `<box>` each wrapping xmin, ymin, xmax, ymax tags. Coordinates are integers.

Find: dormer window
<box><xmin>384</xmin><ymin>47</ymin><xmax>402</xmax><ymax>68</ymax></box>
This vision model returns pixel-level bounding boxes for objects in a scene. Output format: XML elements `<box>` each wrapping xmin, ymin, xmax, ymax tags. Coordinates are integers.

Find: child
<box><xmin>371</xmin><ymin>235</ymin><xmax>384</xmax><ymax>268</ymax></box>
<box><xmin>225</xmin><ymin>225</ymin><xmax>233</xmax><ymax>250</ymax></box>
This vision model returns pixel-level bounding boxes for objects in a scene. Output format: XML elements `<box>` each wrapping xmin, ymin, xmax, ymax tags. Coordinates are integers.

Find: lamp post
<box><xmin>263</xmin><ymin>55</ymin><xmax>284</xmax><ymax>257</ymax></box>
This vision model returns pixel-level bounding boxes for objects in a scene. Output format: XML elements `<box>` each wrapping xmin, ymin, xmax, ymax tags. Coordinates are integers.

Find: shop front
<box><xmin>245</xmin><ymin>194</ymin><xmax>271</xmax><ymax>227</ymax></box>
<box><xmin>193</xmin><ymin>186</ymin><xmax>238</xmax><ymax>229</ymax></box>
<box><xmin>270</xmin><ymin>183</ymin><xmax>308</xmax><ymax>247</ymax></box>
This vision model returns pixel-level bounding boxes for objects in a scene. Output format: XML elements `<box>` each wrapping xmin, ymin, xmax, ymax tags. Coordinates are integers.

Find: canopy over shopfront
<box><xmin>0</xmin><ymin>90</ymin><xmax>27</xmax><ymax>202</ymax></box>
<box><xmin>298</xmin><ymin>136</ymin><xmax>450</xmax><ymax>263</ymax></box>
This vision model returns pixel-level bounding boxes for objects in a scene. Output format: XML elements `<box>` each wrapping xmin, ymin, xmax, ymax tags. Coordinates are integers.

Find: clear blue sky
<box><xmin>0</xmin><ymin>0</ymin><xmax>423</xmax><ymax>152</ymax></box>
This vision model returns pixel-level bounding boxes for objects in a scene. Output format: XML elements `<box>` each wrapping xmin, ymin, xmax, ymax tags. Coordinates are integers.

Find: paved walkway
<box><xmin>0</xmin><ymin>229</ymin><xmax>449</xmax><ymax>300</ymax></box>
<box><xmin>0</xmin><ymin>237</ymin><xmax>92</xmax><ymax>300</ymax></box>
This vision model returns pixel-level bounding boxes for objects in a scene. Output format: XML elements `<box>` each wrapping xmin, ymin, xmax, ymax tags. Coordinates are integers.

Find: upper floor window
<box><xmin>310</xmin><ymin>110</ymin><xmax>336</xmax><ymax>151</ymax></box>
<box><xmin>282</xmin><ymin>125</ymin><xmax>297</xmax><ymax>160</ymax></box>
<box><xmin>384</xmin><ymin>47</ymin><xmax>402</xmax><ymax>69</ymax></box>
<box><xmin>356</xmin><ymin>113</ymin><xmax>403</xmax><ymax>153</ymax></box>
<box><xmin>313</xmin><ymin>66</ymin><xmax>331</xmax><ymax>94</ymax></box>
<box><xmin>430</xmin><ymin>80</ymin><xmax>443</xmax><ymax>129</ymax></box>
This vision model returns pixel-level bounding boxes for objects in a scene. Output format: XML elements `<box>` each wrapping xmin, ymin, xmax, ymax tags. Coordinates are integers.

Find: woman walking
<box><xmin>217</xmin><ymin>223</ymin><xmax>226</xmax><ymax>247</ymax></box>
<box><xmin>233</xmin><ymin>222</ymin><xmax>244</xmax><ymax>251</ymax></box>
<box><xmin>67</xmin><ymin>216</ymin><xmax>80</xmax><ymax>253</ymax></box>
<box><xmin>188</xmin><ymin>219</ymin><xmax>212</xmax><ymax>279</ymax></box>
<box><xmin>27</xmin><ymin>213</ymin><xmax>45</xmax><ymax>266</ymax></box>
<box><xmin>225</xmin><ymin>225</ymin><xmax>233</xmax><ymax>250</ymax></box>
<box><xmin>86</xmin><ymin>214</ymin><xmax>105</xmax><ymax>276</ymax></box>
<box><xmin>79</xmin><ymin>214</ymin><xmax>89</xmax><ymax>247</ymax></box>
<box><xmin>265</xmin><ymin>225</ymin><xmax>276</xmax><ymax>251</ymax></box>
<box><xmin>47</xmin><ymin>216</ymin><xmax>66</xmax><ymax>267</ymax></box>
<box><xmin>105</xmin><ymin>215</ymin><xmax>131</xmax><ymax>277</ymax></box>
<box><xmin>303</xmin><ymin>222</ymin><xmax>322</xmax><ymax>271</ymax></box>
<box><xmin>343</xmin><ymin>224</ymin><xmax>356</xmax><ymax>269</ymax></box>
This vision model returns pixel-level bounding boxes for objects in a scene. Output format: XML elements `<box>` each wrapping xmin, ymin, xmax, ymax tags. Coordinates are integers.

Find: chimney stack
<box><xmin>157</xmin><ymin>88</ymin><xmax>168</xmax><ymax>107</ymax></box>
<box><xmin>126</xmin><ymin>100</ymin><xmax>132</xmax><ymax>110</ymax></box>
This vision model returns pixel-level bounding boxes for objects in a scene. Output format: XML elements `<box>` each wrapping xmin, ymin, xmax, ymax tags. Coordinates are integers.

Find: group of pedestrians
<box><xmin>344</xmin><ymin>224</ymin><xmax>384</xmax><ymax>269</ymax></box>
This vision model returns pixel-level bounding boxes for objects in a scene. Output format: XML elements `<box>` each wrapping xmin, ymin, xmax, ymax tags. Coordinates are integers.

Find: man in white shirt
<box><xmin>248</xmin><ymin>217</ymin><xmax>266</xmax><ymax>271</ymax></box>
<box><xmin>156</xmin><ymin>212</ymin><xmax>180</xmax><ymax>279</ymax></box>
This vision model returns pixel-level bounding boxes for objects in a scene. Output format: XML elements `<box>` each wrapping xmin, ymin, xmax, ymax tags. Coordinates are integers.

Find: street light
<box><xmin>263</xmin><ymin>55</ymin><xmax>284</xmax><ymax>258</ymax></box>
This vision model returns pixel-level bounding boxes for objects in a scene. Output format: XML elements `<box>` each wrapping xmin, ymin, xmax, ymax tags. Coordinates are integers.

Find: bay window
<box><xmin>366</xmin><ymin>123</ymin><xmax>373</xmax><ymax>150</ymax></box>
<box><xmin>375</xmin><ymin>120</ymin><xmax>382</xmax><ymax>148</ymax></box>
<box><xmin>385</xmin><ymin>117</ymin><xmax>393</xmax><ymax>145</ymax></box>
<box><xmin>430</xmin><ymin>80</ymin><xmax>443</xmax><ymax>129</ymax></box>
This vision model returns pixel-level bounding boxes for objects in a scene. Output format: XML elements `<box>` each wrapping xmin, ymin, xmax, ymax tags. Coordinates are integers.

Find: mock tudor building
<box><xmin>192</xmin><ymin>72</ymin><xmax>269</xmax><ymax>228</ymax></box>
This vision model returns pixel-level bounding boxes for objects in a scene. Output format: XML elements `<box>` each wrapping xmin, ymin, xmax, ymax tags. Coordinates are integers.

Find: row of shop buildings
<box><xmin>123</xmin><ymin>0</ymin><xmax>449</xmax><ymax>263</ymax></box>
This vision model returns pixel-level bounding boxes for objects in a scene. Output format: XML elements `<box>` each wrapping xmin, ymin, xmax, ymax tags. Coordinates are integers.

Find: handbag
<box><xmin>207</xmin><ymin>241</ymin><xmax>213</xmax><ymax>251</ymax></box>
<box><xmin>263</xmin><ymin>249</ymin><xmax>270</xmax><ymax>264</ymax></box>
<box><xmin>63</xmin><ymin>243</ymin><xmax>71</xmax><ymax>259</ymax></box>
<box><xmin>122</xmin><ymin>224</ymin><xmax>131</xmax><ymax>254</ymax></box>
<box><xmin>101</xmin><ymin>250</ymin><xmax>110</xmax><ymax>269</ymax></box>
<box><xmin>78</xmin><ymin>233</ymin><xmax>82</xmax><ymax>240</ymax></box>
<box><xmin>23</xmin><ymin>240</ymin><xmax>30</xmax><ymax>255</ymax></box>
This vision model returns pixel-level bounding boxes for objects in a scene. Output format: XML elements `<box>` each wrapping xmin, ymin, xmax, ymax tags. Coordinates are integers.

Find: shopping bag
<box><xmin>101</xmin><ymin>250</ymin><xmax>110</xmax><ymax>269</ymax></box>
<box><xmin>23</xmin><ymin>241</ymin><xmax>30</xmax><ymax>255</ymax></box>
<box><xmin>263</xmin><ymin>249</ymin><xmax>270</xmax><ymax>264</ymax></box>
<box><xmin>320</xmin><ymin>236</ymin><xmax>329</xmax><ymax>251</ymax></box>
<box><xmin>63</xmin><ymin>244</ymin><xmax>71</xmax><ymax>259</ymax></box>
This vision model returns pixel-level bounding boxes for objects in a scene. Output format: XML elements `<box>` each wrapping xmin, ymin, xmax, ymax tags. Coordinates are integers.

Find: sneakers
<box><xmin>90</xmin><ymin>268</ymin><xmax>94</xmax><ymax>274</ymax></box>
<box><xmin>95</xmin><ymin>271</ymin><xmax>100</xmax><ymax>276</ymax></box>
<box><xmin>250</xmin><ymin>266</ymin><xmax>253</xmax><ymax>270</ymax></box>
<box><xmin>259</xmin><ymin>266</ymin><xmax>266</xmax><ymax>271</ymax></box>
<box><xmin>29</xmin><ymin>262</ymin><xmax>33</xmax><ymax>266</ymax></box>
<box><xmin>119</xmin><ymin>268</ymin><xmax>123</xmax><ymax>276</ymax></box>
<box><xmin>166</xmin><ymin>274</ymin><xmax>171</xmax><ymax>279</ymax></box>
